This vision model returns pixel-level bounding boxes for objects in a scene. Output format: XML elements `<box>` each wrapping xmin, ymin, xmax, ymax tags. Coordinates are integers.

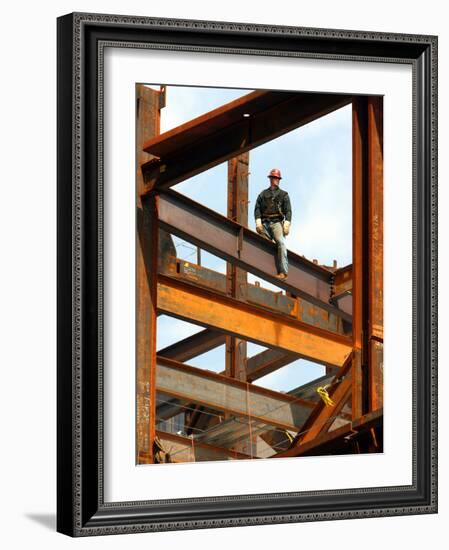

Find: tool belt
<box><xmin>262</xmin><ymin>213</ymin><xmax>284</xmax><ymax>223</ymax></box>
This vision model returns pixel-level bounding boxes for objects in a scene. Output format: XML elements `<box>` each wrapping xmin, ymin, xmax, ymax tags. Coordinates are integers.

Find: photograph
<box><xmin>135</xmin><ymin>83</ymin><xmax>384</xmax><ymax>465</ymax></box>
<box><xmin>55</xmin><ymin>11</ymin><xmax>437</xmax><ymax>536</ymax></box>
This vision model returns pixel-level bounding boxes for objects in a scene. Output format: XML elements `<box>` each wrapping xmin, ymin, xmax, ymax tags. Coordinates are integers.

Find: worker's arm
<box><xmin>283</xmin><ymin>193</ymin><xmax>292</xmax><ymax>235</ymax></box>
<box><xmin>283</xmin><ymin>193</ymin><xmax>292</xmax><ymax>222</ymax></box>
<box><xmin>254</xmin><ymin>194</ymin><xmax>264</xmax><ymax>234</ymax></box>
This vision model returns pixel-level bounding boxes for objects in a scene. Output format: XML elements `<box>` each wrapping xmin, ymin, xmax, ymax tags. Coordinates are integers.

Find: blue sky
<box><xmin>146</xmin><ymin>84</ymin><xmax>352</xmax><ymax>392</ymax></box>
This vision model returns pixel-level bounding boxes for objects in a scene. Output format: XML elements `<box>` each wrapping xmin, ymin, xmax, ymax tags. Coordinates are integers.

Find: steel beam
<box><xmin>141</xmin><ymin>90</ymin><xmax>352</xmax><ymax>191</ymax></box>
<box><xmin>246</xmin><ymin>349</ymin><xmax>299</xmax><ymax>382</ymax></box>
<box><xmin>352</xmin><ymin>96</ymin><xmax>384</xmax><ymax>417</ymax></box>
<box><xmin>226</xmin><ymin>153</ymin><xmax>249</xmax><ymax>381</ymax></box>
<box><xmin>156</xmin><ymin>430</ymin><xmax>252</xmax><ymax>462</ymax></box>
<box><xmin>153</xmin><ymin>189</ymin><xmax>351</xmax><ymax>321</ymax></box>
<box><xmin>158</xmin><ymin>328</ymin><xmax>226</xmax><ymax>362</ymax></box>
<box><xmin>367</xmin><ymin>96</ymin><xmax>384</xmax><ymax>412</ymax></box>
<box><xmin>280</xmin><ymin>353</ymin><xmax>353</xmax><ymax>456</ymax></box>
<box><xmin>136</xmin><ymin>85</ymin><xmax>162</xmax><ymax>464</ymax></box>
<box><xmin>167</xmin><ymin>259</ymin><xmax>346</xmax><ymax>334</ymax></box>
<box><xmin>273</xmin><ymin>423</ymin><xmax>353</xmax><ymax>458</ymax></box>
<box><xmin>157</xmin><ymin>275</ymin><xmax>353</xmax><ymax>367</ymax></box>
<box><xmin>156</xmin><ymin>356</ymin><xmax>315</xmax><ymax>432</ymax></box>
<box><xmin>351</xmin><ymin>97</ymin><xmax>367</xmax><ymax>419</ymax></box>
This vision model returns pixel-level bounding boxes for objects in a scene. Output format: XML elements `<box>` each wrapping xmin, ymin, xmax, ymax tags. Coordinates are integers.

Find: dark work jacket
<box><xmin>254</xmin><ymin>186</ymin><xmax>292</xmax><ymax>223</ymax></box>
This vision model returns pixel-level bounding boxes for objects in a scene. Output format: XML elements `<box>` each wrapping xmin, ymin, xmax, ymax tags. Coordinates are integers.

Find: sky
<box><xmin>146</xmin><ymin>84</ymin><xmax>352</xmax><ymax>392</ymax></box>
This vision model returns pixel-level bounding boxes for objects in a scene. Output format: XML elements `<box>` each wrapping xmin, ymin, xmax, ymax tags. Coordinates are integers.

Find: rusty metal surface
<box><xmin>165</xmin><ymin>258</ymin><xmax>348</xmax><ymax>335</ymax></box>
<box><xmin>135</xmin><ymin>87</ymin><xmax>383</xmax><ymax>463</ymax></box>
<box><xmin>367</xmin><ymin>97</ymin><xmax>384</xmax><ymax>413</ymax></box>
<box><xmin>142</xmin><ymin>91</ymin><xmax>352</xmax><ymax>191</ymax></box>
<box><xmin>136</xmin><ymin>85</ymin><xmax>162</xmax><ymax>463</ymax></box>
<box><xmin>226</xmin><ymin>153</ymin><xmax>249</xmax><ymax>381</ymax></box>
<box><xmin>157</xmin><ymin>274</ymin><xmax>353</xmax><ymax>367</ymax></box>
<box><xmin>156</xmin><ymin>430</ymin><xmax>252</xmax><ymax>462</ymax></box>
<box><xmin>280</xmin><ymin>353</ymin><xmax>353</xmax><ymax>455</ymax></box>
<box><xmin>369</xmin><ymin>340</ymin><xmax>383</xmax><ymax>412</ymax></box>
<box><xmin>158</xmin><ymin>328</ymin><xmax>226</xmax><ymax>362</ymax></box>
<box><xmin>156</xmin><ymin>356</ymin><xmax>314</xmax><ymax>432</ymax></box>
<box><xmin>273</xmin><ymin>423</ymin><xmax>352</xmax><ymax>458</ymax></box>
<box><xmin>154</xmin><ymin>189</ymin><xmax>351</xmax><ymax>321</ymax></box>
<box><xmin>368</xmin><ymin>97</ymin><xmax>384</xmax><ymax>342</ymax></box>
<box><xmin>351</xmin><ymin>97</ymin><xmax>367</xmax><ymax>420</ymax></box>
<box><xmin>246</xmin><ymin>349</ymin><xmax>299</xmax><ymax>382</ymax></box>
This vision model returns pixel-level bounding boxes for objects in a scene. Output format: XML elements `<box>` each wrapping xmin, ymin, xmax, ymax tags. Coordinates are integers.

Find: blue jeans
<box><xmin>261</xmin><ymin>221</ymin><xmax>288</xmax><ymax>275</ymax></box>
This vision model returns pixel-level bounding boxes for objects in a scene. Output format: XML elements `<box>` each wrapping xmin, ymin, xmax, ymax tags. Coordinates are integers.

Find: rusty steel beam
<box><xmin>226</xmin><ymin>153</ymin><xmax>249</xmax><ymax>381</ymax></box>
<box><xmin>281</xmin><ymin>353</ymin><xmax>353</xmax><ymax>455</ymax></box>
<box><xmin>157</xmin><ymin>274</ymin><xmax>353</xmax><ymax>367</ymax></box>
<box><xmin>246</xmin><ymin>349</ymin><xmax>299</xmax><ymax>382</ymax></box>
<box><xmin>158</xmin><ymin>328</ymin><xmax>226</xmax><ymax>362</ymax></box>
<box><xmin>273</xmin><ymin>423</ymin><xmax>353</xmax><ymax>458</ymax></box>
<box><xmin>136</xmin><ymin>85</ymin><xmax>162</xmax><ymax>464</ymax></box>
<box><xmin>351</xmin><ymin>97</ymin><xmax>367</xmax><ymax>420</ymax></box>
<box><xmin>352</xmin><ymin>96</ymin><xmax>384</xmax><ymax>418</ymax></box>
<box><xmin>141</xmin><ymin>90</ymin><xmax>352</xmax><ymax>191</ymax></box>
<box><xmin>333</xmin><ymin>265</ymin><xmax>353</xmax><ymax>297</ymax></box>
<box><xmin>297</xmin><ymin>374</ymin><xmax>352</xmax><ymax>445</ymax></box>
<box><xmin>367</xmin><ymin>96</ymin><xmax>384</xmax><ymax>412</ymax></box>
<box><xmin>156</xmin><ymin>430</ymin><xmax>252</xmax><ymax>462</ymax></box>
<box><xmin>168</xmin><ymin>259</ymin><xmax>347</xmax><ymax>334</ymax></box>
<box><xmin>156</xmin><ymin>356</ymin><xmax>315</xmax><ymax>432</ymax></box>
<box><xmin>330</xmin><ymin>264</ymin><xmax>353</xmax><ymax>316</ymax></box>
<box><xmin>289</xmin><ymin>373</ymin><xmax>339</xmax><ymax>402</ymax></box>
<box><xmin>369</xmin><ymin>340</ymin><xmax>383</xmax><ymax>412</ymax></box>
<box><xmin>152</xmin><ymin>190</ymin><xmax>351</xmax><ymax>322</ymax></box>
<box><xmin>273</xmin><ymin>408</ymin><xmax>383</xmax><ymax>458</ymax></box>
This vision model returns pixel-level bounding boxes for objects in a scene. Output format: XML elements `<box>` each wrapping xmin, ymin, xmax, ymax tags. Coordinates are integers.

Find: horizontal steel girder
<box><xmin>246</xmin><ymin>349</ymin><xmax>299</xmax><ymax>382</ymax></box>
<box><xmin>157</xmin><ymin>275</ymin><xmax>353</xmax><ymax>367</ymax></box>
<box><xmin>156</xmin><ymin>356</ymin><xmax>314</xmax><ymax>432</ymax></box>
<box><xmin>157</xmin><ymin>328</ymin><xmax>226</xmax><ymax>362</ymax></box>
<box><xmin>153</xmin><ymin>191</ymin><xmax>352</xmax><ymax>321</ymax></box>
<box><xmin>142</xmin><ymin>90</ymin><xmax>352</xmax><ymax>191</ymax></box>
<box><xmin>166</xmin><ymin>259</ymin><xmax>347</xmax><ymax>334</ymax></box>
<box><xmin>156</xmin><ymin>430</ymin><xmax>252</xmax><ymax>462</ymax></box>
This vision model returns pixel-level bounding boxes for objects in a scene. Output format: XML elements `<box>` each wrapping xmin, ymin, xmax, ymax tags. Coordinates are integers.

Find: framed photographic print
<box><xmin>57</xmin><ymin>12</ymin><xmax>438</xmax><ymax>536</ymax></box>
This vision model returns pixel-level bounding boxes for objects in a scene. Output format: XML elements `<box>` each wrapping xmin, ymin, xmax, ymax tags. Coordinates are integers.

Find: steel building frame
<box><xmin>135</xmin><ymin>84</ymin><xmax>383</xmax><ymax>464</ymax></box>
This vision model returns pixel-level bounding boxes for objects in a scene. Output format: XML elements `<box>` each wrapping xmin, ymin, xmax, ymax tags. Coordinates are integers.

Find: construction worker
<box><xmin>254</xmin><ymin>168</ymin><xmax>292</xmax><ymax>279</ymax></box>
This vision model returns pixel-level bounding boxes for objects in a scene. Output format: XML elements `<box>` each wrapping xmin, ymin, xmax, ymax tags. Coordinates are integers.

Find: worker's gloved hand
<box><xmin>256</xmin><ymin>218</ymin><xmax>264</xmax><ymax>235</ymax></box>
<box><xmin>283</xmin><ymin>220</ymin><xmax>290</xmax><ymax>236</ymax></box>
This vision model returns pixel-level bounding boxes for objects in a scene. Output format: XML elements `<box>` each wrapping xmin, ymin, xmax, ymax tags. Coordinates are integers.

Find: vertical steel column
<box><xmin>136</xmin><ymin>85</ymin><xmax>163</xmax><ymax>463</ymax></box>
<box><xmin>352</xmin><ymin>97</ymin><xmax>368</xmax><ymax>419</ymax></box>
<box><xmin>225</xmin><ymin>153</ymin><xmax>249</xmax><ymax>382</ymax></box>
<box><xmin>352</xmin><ymin>96</ymin><xmax>384</xmax><ymax>420</ymax></box>
<box><xmin>225</xmin><ymin>153</ymin><xmax>251</xmax><ymax>456</ymax></box>
<box><xmin>367</xmin><ymin>97</ymin><xmax>384</xmax><ymax>412</ymax></box>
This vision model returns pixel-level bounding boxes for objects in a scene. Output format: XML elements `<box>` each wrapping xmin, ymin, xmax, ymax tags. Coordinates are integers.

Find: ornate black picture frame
<box><xmin>57</xmin><ymin>12</ymin><xmax>438</xmax><ymax>536</ymax></box>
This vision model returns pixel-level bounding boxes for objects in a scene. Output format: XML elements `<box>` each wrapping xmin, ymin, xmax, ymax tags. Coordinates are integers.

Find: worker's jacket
<box><xmin>254</xmin><ymin>186</ymin><xmax>292</xmax><ymax>223</ymax></box>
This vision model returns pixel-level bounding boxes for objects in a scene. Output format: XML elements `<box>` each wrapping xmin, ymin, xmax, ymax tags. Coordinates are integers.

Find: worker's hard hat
<box><xmin>267</xmin><ymin>168</ymin><xmax>282</xmax><ymax>179</ymax></box>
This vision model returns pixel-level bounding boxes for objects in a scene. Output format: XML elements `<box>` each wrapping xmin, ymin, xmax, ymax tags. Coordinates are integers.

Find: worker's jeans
<box><xmin>261</xmin><ymin>220</ymin><xmax>288</xmax><ymax>275</ymax></box>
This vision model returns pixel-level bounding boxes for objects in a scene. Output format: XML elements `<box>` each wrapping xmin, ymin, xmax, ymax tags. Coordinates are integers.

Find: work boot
<box><xmin>276</xmin><ymin>273</ymin><xmax>287</xmax><ymax>279</ymax></box>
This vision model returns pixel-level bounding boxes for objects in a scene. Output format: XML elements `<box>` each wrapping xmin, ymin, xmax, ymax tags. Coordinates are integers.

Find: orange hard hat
<box><xmin>267</xmin><ymin>168</ymin><xmax>282</xmax><ymax>179</ymax></box>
